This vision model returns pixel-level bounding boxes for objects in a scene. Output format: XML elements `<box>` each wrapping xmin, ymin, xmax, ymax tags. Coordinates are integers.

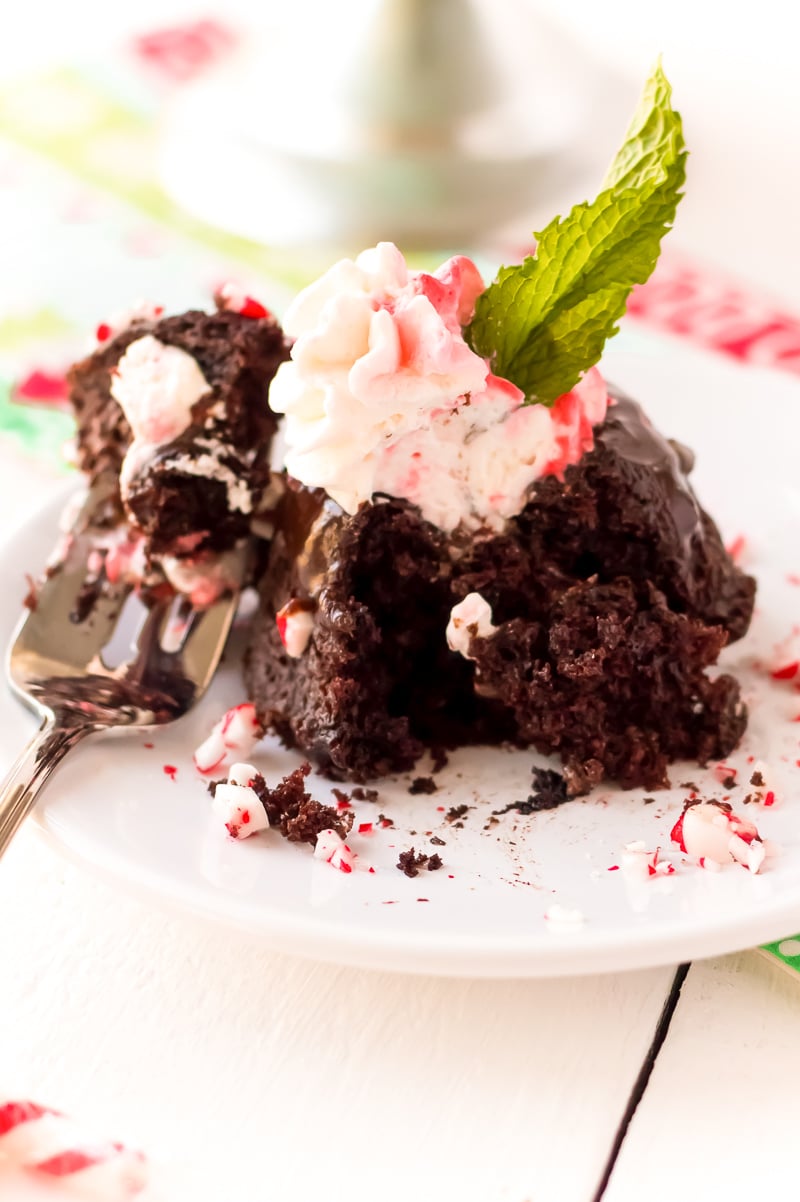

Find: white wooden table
<box><xmin>2</xmin><ymin>3</ymin><xmax>800</xmax><ymax>1200</ymax></box>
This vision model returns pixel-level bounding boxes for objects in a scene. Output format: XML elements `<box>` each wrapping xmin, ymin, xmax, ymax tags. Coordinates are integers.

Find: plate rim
<box><xmin>7</xmin><ymin>347</ymin><xmax>800</xmax><ymax>978</ymax></box>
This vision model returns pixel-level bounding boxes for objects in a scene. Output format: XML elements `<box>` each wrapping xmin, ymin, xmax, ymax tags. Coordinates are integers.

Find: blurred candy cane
<box><xmin>0</xmin><ymin>1100</ymin><xmax>148</xmax><ymax>1198</ymax></box>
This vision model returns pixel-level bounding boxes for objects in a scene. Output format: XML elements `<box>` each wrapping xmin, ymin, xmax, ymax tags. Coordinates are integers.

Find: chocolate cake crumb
<box><xmin>377</xmin><ymin>813</ymin><xmax>394</xmax><ymax>828</ymax></box>
<box><xmin>351</xmin><ymin>787</ymin><xmax>379</xmax><ymax>802</ymax></box>
<box><xmin>397</xmin><ymin>848</ymin><xmax>428</xmax><ymax>877</ymax></box>
<box><xmin>446</xmin><ymin>804</ymin><xmax>469</xmax><ymax>823</ymax></box>
<box><xmin>680</xmin><ymin>781</ymin><xmax>699</xmax><ymax>790</ymax></box>
<box><xmin>721</xmin><ymin>774</ymin><xmax>737</xmax><ymax>790</ymax></box>
<box><xmin>530</xmin><ymin>767</ymin><xmax>569</xmax><ymax>808</ymax></box>
<box><xmin>750</xmin><ymin>770</ymin><xmax>765</xmax><ymax>787</ymax></box>
<box><xmin>409</xmin><ymin>776</ymin><xmax>437</xmax><ymax>795</ymax></box>
<box><xmin>643</xmin><ymin>797</ymin><xmax>656</xmax><ymax>805</ymax></box>
<box><xmin>430</xmin><ymin>835</ymin><xmax>446</xmax><ymax>846</ymax></box>
<box><xmin>250</xmin><ymin>763</ymin><xmax>353</xmax><ymax>845</ymax></box>
<box><xmin>397</xmin><ymin>847</ymin><xmax>444</xmax><ymax>876</ymax></box>
<box><xmin>332</xmin><ymin>787</ymin><xmax>351</xmax><ymax>808</ymax></box>
<box><xmin>493</xmin><ymin>767</ymin><xmax>569</xmax><ymax>817</ymax></box>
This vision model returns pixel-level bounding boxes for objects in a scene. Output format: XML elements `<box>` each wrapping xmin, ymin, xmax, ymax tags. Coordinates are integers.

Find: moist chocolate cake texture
<box><xmin>245</xmin><ymin>391</ymin><xmax>754</xmax><ymax>791</ymax></box>
<box><xmin>68</xmin><ymin>301</ymin><xmax>289</xmax><ymax>563</ymax></box>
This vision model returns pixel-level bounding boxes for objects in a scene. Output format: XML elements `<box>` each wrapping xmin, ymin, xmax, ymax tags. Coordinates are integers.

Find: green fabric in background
<box><xmin>0</xmin><ymin>378</ymin><xmax>74</xmax><ymax>468</ymax></box>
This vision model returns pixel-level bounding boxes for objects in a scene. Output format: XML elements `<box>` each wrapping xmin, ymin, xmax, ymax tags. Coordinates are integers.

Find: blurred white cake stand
<box><xmin>158</xmin><ymin>0</ymin><xmax>624</xmax><ymax>251</ymax></box>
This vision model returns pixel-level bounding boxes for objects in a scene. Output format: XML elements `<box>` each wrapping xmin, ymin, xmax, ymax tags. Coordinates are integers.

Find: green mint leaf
<box><xmin>465</xmin><ymin>60</ymin><xmax>686</xmax><ymax>405</ymax></box>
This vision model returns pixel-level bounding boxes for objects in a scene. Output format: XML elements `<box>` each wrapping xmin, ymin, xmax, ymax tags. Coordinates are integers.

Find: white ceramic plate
<box><xmin>2</xmin><ymin>335</ymin><xmax>800</xmax><ymax>978</ymax></box>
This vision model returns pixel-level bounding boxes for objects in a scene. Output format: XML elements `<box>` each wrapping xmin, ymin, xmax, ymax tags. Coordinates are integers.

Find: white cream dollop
<box><xmin>111</xmin><ymin>335</ymin><xmax>211</xmax><ymax>497</ymax></box>
<box><xmin>269</xmin><ymin>242</ymin><xmax>609</xmax><ymax>532</ymax></box>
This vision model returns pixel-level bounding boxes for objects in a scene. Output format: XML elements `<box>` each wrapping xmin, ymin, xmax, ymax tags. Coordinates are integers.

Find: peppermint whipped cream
<box><xmin>110</xmin><ymin>335</ymin><xmax>211</xmax><ymax>497</ymax></box>
<box><xmin>156</xmin><ymin>438</ymin><xmax>254</xmax><ymax>514</ymax></box>
<box><xmin>269</xmin><ymin>242</ymin><xmax>609</xmax><ymax>532</ymax></box>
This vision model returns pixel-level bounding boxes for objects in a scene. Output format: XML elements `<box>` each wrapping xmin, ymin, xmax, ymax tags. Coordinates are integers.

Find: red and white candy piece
<box><xmin>95</xmin><ymin>301</ymin><xmax>164</xmax><ymax>344</ymax></box>
<box><xmin>212</xmin><ymin>761</ymin><xmax>268</xmax><ymax>840</ymax></box>
<box><xmin>446</xmin><ymin>592</ymin><xmax>498</xmax><ymax>659</ymax></box>
<box><xmin>313</xmin><ymin>829</ymin><xmax>356</xmax><ymax>874</ymax></box>
<box><xmin>276</xmin><ymin>599</ymin><xmax>316</xmax><ymax>658</ymax></box>
<box><xmin>619</xmin><ymin>841</ymin><xmax>676</xmax><ymax>881</ymax></box>
<box><xmin>214</xmin><ymin>282</ymin><xmax>271</xmax><ymax>320</ymax></box>
<box><xmin>193</xmin><ymin>703</ymin><xmax>261</xmax><ymax>774</ymax></box>
<box><xmin>0</xmin><ymin>1098</ymin><xmax>148</xmax><ymax>1199</ymax></box>
<box><xmin>671</xmin><ymin>800</ymin><xmax>769</xmax><ymax>873</ymax></box>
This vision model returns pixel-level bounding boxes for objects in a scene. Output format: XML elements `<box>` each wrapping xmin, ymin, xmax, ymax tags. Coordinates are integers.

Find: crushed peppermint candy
<box><xmin>671</xmin><ymin>799</ymin><xmax>772</xmax><ymax>873</ymax></box>
<box><xmin>193</xmin><ymin>703</ymin><xmax>262</xmax><ymax>774</ymax></box>
<box><xmin>619</xmin><ymin>841</ymin><xmax>676</xmax><ymax>881</ymax></box>
<box><xmin>276</xmin><ymin>599</ymin><xmax>316</xmax><ymax>657</ymax></box>
<box><xmin>0</xmin><ymin>1096</ymin><xmax>149</xmax><ymax>1197</ymax></box>
<box><xmin>725</xmin><ymin>534</ymin><xmax>747</xmax><ymax>563</ymax></box>
<box><xmin>95</xmin><ymin>300</ymin><xmax>164</xmax><ymax>343</ymax></box>
<box><xmin>212</xmin><ymin>780</ymin><xmax>268</xmax><ymax>840</ymax></box>
<box><xmin>214</xmin><ymin>281</ymin><xmax>271</xmax><ymax>320</ymax></box>
<box><xmin>543</xmin><ymin>903</ymin><xmax>586</xmax><ymax>929</ymax></box>
<box><xmin>446</xmin><ymin>592</ymin><xmax>499</xmax><ymax>659</ymax></box>
<box><xmin>771</xmin><ymin>660</ymin><xmax>799</xmax><ymax>681</ymax></box>
<box><xmin>712</xmin><ymin>763</ymin><xmax>737</xmax><ymax>786</ymax></box>
<box><xmin>313</xmin><ymin>829</ymin><xmax>356</xmax><ymax>873</ymax></box>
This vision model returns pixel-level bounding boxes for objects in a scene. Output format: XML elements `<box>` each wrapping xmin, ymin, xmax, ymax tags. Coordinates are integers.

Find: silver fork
<box><xmin>0</xmin><ymin>475</ymin><xmax>241</xmax><ymax>856</ymax></box>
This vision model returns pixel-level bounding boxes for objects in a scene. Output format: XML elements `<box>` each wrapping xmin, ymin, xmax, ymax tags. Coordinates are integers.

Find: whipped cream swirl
<box><xmin>269</xmin><ymin>242</ymin><xmax>609</xmax><ymax>532</ymax></box>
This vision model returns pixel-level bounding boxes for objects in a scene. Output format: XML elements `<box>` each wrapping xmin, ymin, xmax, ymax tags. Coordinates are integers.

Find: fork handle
<box><xmin>0</xmin><ymin>716</ymin><xmax>93</xmax><ymax>858</ymax></box>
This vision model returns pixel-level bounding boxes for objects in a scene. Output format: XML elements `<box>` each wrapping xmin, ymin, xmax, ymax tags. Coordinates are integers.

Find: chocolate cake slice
<box><xmin>457</xmin><ymin>395</ymin><xmax>754</xmax><ymax>793</ymax></box>
<box><xmin>241</xmin><ymin>65</ymin><xmax>758</xmax><ymax>793</ymax></box>
<box><xmin>67</xmin><ymin>289</ymin><xmax>289</xmax><ymax>600</ymax></box>
<box><xmin>245</xmin><ymin>391</ymin><xmax>754</xmax><ymax>788</ymax></box>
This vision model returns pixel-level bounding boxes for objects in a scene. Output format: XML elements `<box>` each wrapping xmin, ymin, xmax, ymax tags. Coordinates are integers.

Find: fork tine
<box><xmin>1</xmin><ymin>471</ymin><xmax>245</xmax><ymax>859</ymax></box>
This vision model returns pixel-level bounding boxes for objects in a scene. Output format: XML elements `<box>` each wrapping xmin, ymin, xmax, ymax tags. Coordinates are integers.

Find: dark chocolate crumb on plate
<box><xmin>493</xmin><ymin>767</ymin><xmax>569</xmax><ymax>817</ymax></box>
<box><xmin>397</xmin><ymin>848</ymin><xmax>428</xmax><ymax>877</ymax></box>
<box><xmin>446</xmin><ymin>803</ymin><xmax>469</xmax><ymax>823</ymax></box>
<box><xmin>409</xmin><ymin>776</ymin><xmax>438</xmax><ymax>795</ymax></box>
<box><xmin>427</xmin><ymin>853</ymin><xmax>443</xmax><ymax>871</ymax></box>
<box><xmin>430</xmin><ymin>835</ymin><xmax>446</xmax><ymax>846</ymax></box>
<box><xmin>351</xmin><ymin>786</ymin><xmax>379</xmax><ymax>802</ymax></box>
<box><xmin>750</xmin><ymin>770</ymin><xmax>765</xmax><ymax>787</ymax></box>
<box><xmin>250</xmin><ymin>763</ymin><xmax>354</xmax><ymax>844</ymax></box>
